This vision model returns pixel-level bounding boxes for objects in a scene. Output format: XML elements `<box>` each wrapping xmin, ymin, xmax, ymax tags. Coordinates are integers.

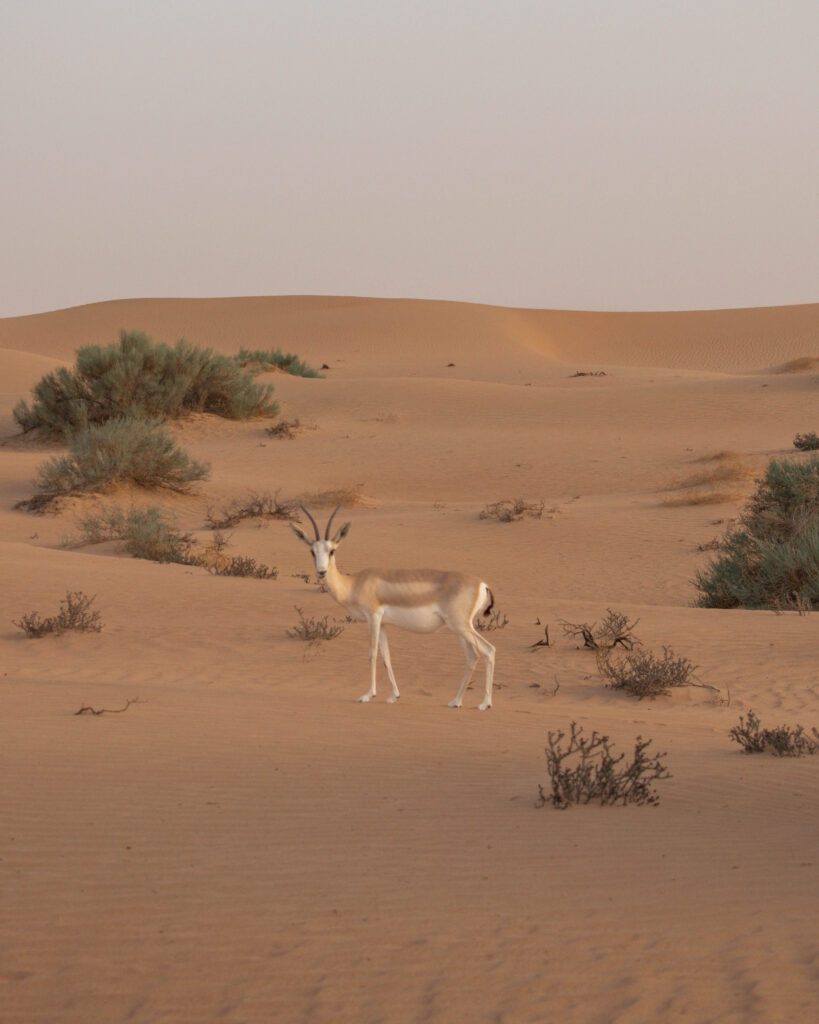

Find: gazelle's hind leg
<box><xmin>448</xmin><ymin>635</ymin><xmax>478</xmax><ymax>708</ymax></box>
<box><xmin>379</xmin><ymin>629</ymin><xmax>400</xmax><ymax>703</ymax></box>
<box><xmin>471</xmin><ymin>629</ymin><xmax>496</xmax><ymax>710</ymax></box>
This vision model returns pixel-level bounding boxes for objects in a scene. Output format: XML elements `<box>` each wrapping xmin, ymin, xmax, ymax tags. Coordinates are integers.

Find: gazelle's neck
<box><xmin>323</xmin><ymin>556</ymin><xmax>354</xmax><ymax>607</ymax></box>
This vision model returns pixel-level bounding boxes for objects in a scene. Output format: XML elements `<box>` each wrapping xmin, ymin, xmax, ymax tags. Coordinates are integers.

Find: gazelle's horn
<box><xmin>299</xmin><ymin>505</ymin><xmax>320</xmax><ymax>540</ymax></box>
<box><xmin>325</xmin><ymin>503</ymin><xmax>341</xmax><ymax>539</ymax></box>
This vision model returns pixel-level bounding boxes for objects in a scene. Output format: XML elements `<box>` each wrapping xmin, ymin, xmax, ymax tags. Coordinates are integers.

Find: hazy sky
<box><xmin>2</xmin><ymin>0</ymin><xmax>817</xmax><ymax>317</ymax></box>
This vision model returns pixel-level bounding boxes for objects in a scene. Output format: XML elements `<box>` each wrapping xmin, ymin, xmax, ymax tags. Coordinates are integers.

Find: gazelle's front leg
<box><xmin>448</xmin><ymin>634</ymin><xmax>478</xmax><ymax>708</ymax></box>
<box><xmin>358</xmin><ymin>611</ymin><xmax>384</xmax><ymax>703</ymax></box>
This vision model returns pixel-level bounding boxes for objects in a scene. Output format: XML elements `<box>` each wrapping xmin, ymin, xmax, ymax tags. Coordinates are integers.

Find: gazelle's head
<box><xmin>290</xmin><ymin>504</ymin><xmax>351</xmax><ymax>582</ymax></box>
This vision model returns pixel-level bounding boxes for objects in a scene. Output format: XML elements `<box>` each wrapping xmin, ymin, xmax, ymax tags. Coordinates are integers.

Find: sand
<box><xmin>1</xmin><ymin>296</ymin><xmax>818</xmax><ymax>1023</ymax></box>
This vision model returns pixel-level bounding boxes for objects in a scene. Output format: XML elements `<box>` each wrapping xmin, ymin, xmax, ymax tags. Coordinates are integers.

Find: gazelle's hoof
<box><xmin>478</xmin><ymin>701</ymin><xmax>492</xmax><ymax>711</ymax></box>
<box><xmin>357</xmin><ymin>694</ymin><xmax>373</xmax><ymax>703</ymax></box>
<box><xmin>447</xmin><ymin>699</ymin><xmax>462</xmax><ymax>708</ymax></box>
<box><xmin>386</xmin><ymin>695</ymin><xmax>400</xmax><ymax>704</ymax></box>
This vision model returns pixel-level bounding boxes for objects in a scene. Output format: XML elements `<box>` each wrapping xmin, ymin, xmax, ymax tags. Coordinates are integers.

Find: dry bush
<box><xmin>299</xmin><ymin>484</ymin><xmax>370</xmax><ymax>509</ymax></box>
<box><xmin>205</xmin><ymin>490</ymin><xmax>298</xmax><ymax>529</ymax></box>
<box><xmin>265</xmin><ymin>418</ymin><xmax>305</xmax><ymax>439</ymax></box>
<box><xmin>14</xmin><ymin>591</ymin><xmax>102</xmax><ymax>638</ymax></box>
<box><xmin>559</xmin><ymin>608</ymin><xmax>640</xmax><ymax>651</ymax></box>
<box><xmin>479</xmin><ymin>498</ymin><xmax>546</xmax><ymax>523</ymax></box>
<box><xmin>730</xmin><ymin>709</ymin><xmax>819</xmax><ymax>756</ymax></box>
<box><xmin>535</xmin><ymin>722</ymin><xmax>671</xmax><ymax>808</ymax></box>
<box><xmin>208</xmin><ymin>556</ymin><xmax>278</xmax><ymax>579</ymax></box>
<box><xmin>569</xmin><ymin>370</ymin><xmax>607</xmax><ymax>377</ymax></box>
<box><xmin>475</xmin><ymin>608</ymin><xmax>509</xmax><ymax>632</ymax></box>
<box><xmin>597</xmin><ymin>646</ymin><xmax>698</xmax><ymax>699</ymax></box>
<box><xmin>286</xmin><ymin>606</ymin><xmax>345</xmax><ymax>644</ymax></box>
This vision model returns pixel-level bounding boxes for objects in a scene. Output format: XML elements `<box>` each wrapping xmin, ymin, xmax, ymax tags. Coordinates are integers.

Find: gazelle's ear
<box><xmin>290</xmin><ymin>522</ymin><xmax>315</xmax><ymax>547</ymax></box>
<box><xmin>332</xmin><ymin>521</ymin><xmax>351</xmax><ymax>543</ymax></box>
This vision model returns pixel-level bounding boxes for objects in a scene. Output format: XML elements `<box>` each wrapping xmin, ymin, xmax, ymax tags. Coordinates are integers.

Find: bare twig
<box><xmin>74</xmin><ymin>697</ymin><xmax>143</xmax><ymax>716</ymax></box>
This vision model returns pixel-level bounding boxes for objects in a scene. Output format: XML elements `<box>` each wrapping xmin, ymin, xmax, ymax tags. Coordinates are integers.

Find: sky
<box><xmin>1</xmin><ymin>0</ymin><xmax>817</xmax><ymax>317</ymax></box>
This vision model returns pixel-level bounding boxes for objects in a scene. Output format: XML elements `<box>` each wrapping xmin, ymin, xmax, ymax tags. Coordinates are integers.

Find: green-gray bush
<box><xmin>694</xmin><ymin>455</ymin><xmax>819</xmax><ymax>609</ymax></box>
<box><xmin>794</xmin><ymin>433</ymin><xmax>819</xmax><ymax>452</ymax></box>
<box><xmin>234</xmin><ymin>347</ymin><xmax>322</xmax><ymax>378</ymax></box>
<box><xmin>14</xmin><ymin>330</ymin><xmax>279</xmax><ymax>437</ymax></box>
<box><xmin>34</xmin><ymin>418</ymin><xmax>210</xmax><ymax>499</ymax></box>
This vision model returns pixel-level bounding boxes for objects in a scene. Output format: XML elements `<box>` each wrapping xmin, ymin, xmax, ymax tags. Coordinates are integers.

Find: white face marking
<box><xmin>311</xmin><ymin>540</ymin><xmax>335</xmax><ymax>580</ymax></box>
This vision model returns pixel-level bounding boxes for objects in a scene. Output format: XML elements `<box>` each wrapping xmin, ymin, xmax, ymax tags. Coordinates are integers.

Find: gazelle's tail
<box><xmin>482</xmin><ymin>586</ymin><xmax>495</xmax><ymax>616</ymax></box>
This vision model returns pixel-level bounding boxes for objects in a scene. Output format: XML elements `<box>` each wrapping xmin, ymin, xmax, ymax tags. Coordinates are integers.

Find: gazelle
<box><xmin>291</xmin><ymin>506</ymin><xmax>496</xmax><ymax>709</ymax></box>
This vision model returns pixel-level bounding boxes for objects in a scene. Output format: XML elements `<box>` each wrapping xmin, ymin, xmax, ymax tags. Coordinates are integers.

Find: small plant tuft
<box><xmin>475</xmin><ymin>608</ymin><xmax>509</xmax><ymax>632</ymax></box>
<box><xmin>793</xmin><ymin>432</ymin><xmax>819</xmax><ymax>452</ymax></box>
<box><xmin>265</xmin><ymin>418</ymin><xmax>304</xmax><ymax>439</ymax></box>
<box><xmin>233</xmin><ymin>348</ymin><xmax>322</xmax><ymax>378</ymax></box>
<box><xmin>729</xmin><ymin>709</ymin><xmax>819</xmax><ymax>756</ymax></box>
<box><xmin>535</xmin><ymin>722</ymin><xmax>670</xmax><ymax>808</ymax></box>
<box><xmin>14</xmin><ymin>590</ymin><xmax>103</xmax><ymax>638</ymax></box>
<box><xmin>208</xmin><ymin>556</ymin><xmax>278</xmax><ymax>579</ymax></box>
<box><xmin>597</xmin><ymin>645</ymin><xmax>698</xmax><ymax>699</ymax></box>
<box><xmin>479</xmin><ymin>498</ymin><xmax>546</xmax><ymax>523</ymax></box>
<box><xmin>286</xmin><ymin>606</ymin><xmax>345</xmax><ymax>644</ymax></box>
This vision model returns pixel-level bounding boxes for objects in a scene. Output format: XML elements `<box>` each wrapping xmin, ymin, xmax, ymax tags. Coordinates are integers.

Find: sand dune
<box><xmin>1</xmin><ymin>296</ymin><xmax>818</xmax><ymax>1023</ymax></box>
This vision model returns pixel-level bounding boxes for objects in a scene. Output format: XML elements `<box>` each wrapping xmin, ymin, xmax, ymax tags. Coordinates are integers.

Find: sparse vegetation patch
<box><xmin>730</xmin><ymin>709</ymin><xmax>819</xmax><ymax>756</ymax></box>
<box><xmin>479</xmin><ymin>498</ymin><xmax>546</xmax><ymax>523</ymax></box>
<box><xmin>14</xmin><ymin>590</ymin><xmax>102</xmax><ymax>638</ymax></box>
<box><xmin>536</xmin><ymin>722</ymin><xmax>670</xmax><ymax>808</ymax></box>
<box><xmin>208</xmin><ymin>556</ymin><xmax>278</xmax><ymax>579</ymax></box>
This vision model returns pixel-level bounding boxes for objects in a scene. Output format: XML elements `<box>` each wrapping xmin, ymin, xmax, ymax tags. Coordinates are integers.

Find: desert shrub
<box><xmin>31</xmin><ymin>417</ymin><xmax>209</xmax><ymax>502</ymax></box>
<box><xmin>208</xmin><ymin>556</ymin><xmax>278</xmax><ymax>579</ymax></box>
<box><xmin>205</xmin><ymin>490</ymin><xmax>298</xmax><ymax>529</ymax></box>
<box><xmin>560</xmin><ymin>608</ymin><xmax>641</xmax><ymax>651</ymax></box>
<box><xmin>730</xmin><ymin>709</ymin><xmax>819</xmax><ymax>756</ymax></box>
<box><xmin>234</xmin><ymin>348</ymin><xmax>321</xmax><ymax>378</ymax></box>
<box><xmin>479</xmin><ymin>498</ymin><xmax>545</xmax><ymax>522</ymax></box>
<box><xmin>793</xmin><ymin>432</ymin><xmax>819</xmax><ymax>452</ymax></box>
<box><xmin>286</xmin><ymin>606</ymin><xmax>345</xmax><ymax>644</ymax></box>
<box><xmin>14</xmin><ymin>590</ymin><xmax>102</xmax><ymax>638</ymax></box>
<box><xmin>598</xmin><ymin>646</ymin><xmax>697</xmax><ymax>699</ymax></box>
<box><xmin>535</xmin><ymin>722</ymin><xmax>670</xmax><ymax>808</ymax></box>
<box><xmin>13</xmin><ymin>330</ymin><xmax>278</xmax><ymax>437</ymax></box>
<box><xmin>694</xmin><ymin>456</ymin><xmax>819</xmax><ymax>609</ymax></box>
